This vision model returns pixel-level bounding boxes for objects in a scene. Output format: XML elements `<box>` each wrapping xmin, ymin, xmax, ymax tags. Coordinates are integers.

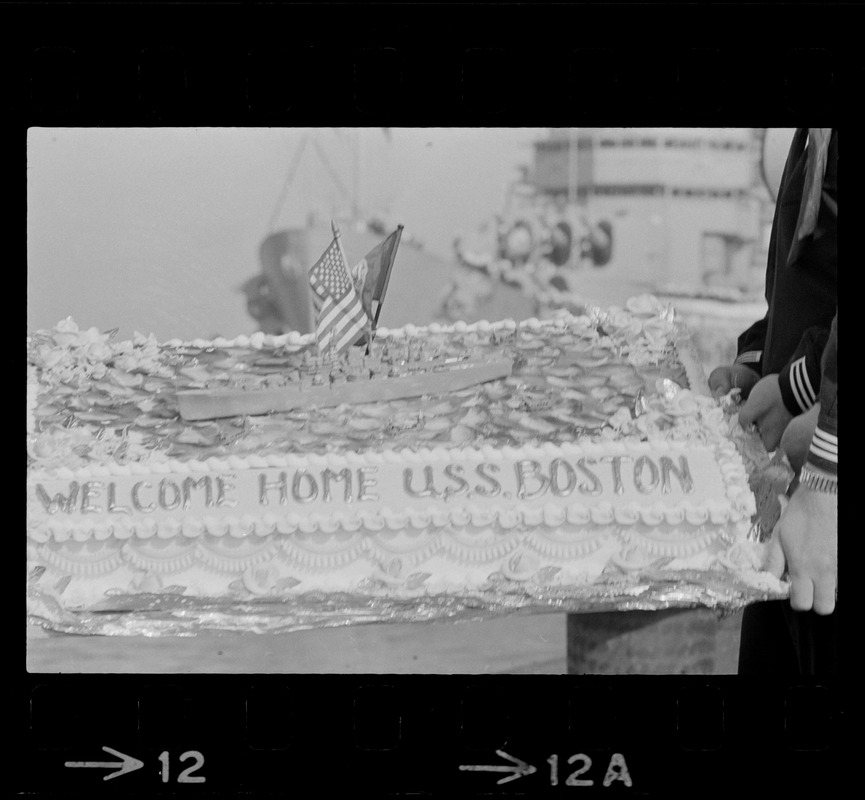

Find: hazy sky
<box><xmin>27</xmin><ymin>127</ymin><xmax>546</xmax><ymax>339</ymax></box>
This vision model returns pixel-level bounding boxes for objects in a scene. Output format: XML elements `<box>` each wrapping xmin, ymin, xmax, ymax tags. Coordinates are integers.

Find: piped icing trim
<box><xmin>30</xmin><ymin>523</ymin><xmax>747</xmax><ymax>601</ymax></box>
<box><xmin>153</xmin><ymin>313</ymin><xmax>566</xmax><ymax>351</ymax></box>
<box><xmin>29</xmin><ymin>438</ymin><xmax>732</xmax><ymax>480</ymax></box>
<box><xmin>30</xmin><ymin>305</ymin><xmax>677</xmax><ymax>363</ymax></box>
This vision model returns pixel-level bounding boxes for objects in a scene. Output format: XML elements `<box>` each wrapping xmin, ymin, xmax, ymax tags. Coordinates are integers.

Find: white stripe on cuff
<box><xmin>809</xmin><ymin>427</ymin><xmax>838</xmax><ymax>463</ymax></box>
<box><xmin>790</xmin><ymin>357</ymin><xmax>818</xmax><ymax>411</ymax></box>
<box><xmin>735</xmin><ymin>350</ymin><xmax>762</xmax><ymax>364</ymax></box>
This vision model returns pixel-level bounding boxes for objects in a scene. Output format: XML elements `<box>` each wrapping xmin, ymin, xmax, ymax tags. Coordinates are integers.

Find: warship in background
<box><xmin>238</xmin><ymin>128</ymin><xmax>793</xmax><ymax>364</ymax></box>
<box><xmin>451</xmin><ymin>128</ymin><xmax>788</xmax><ymax>304</ymax></box>
<box><xmin>444</xmin><ymin>128</ymin><xmax>793</xmax><ymax>365</ymax></box>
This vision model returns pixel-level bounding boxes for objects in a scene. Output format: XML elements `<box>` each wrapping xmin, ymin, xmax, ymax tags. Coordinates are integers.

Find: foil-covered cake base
<box><xmin>29</xmin><ymin>537</ymin><xmax>788</xmax><ymax>638</ymax></box>
<box><xmin>27</xmin><ymin>574</ymin><xmax>787</xmax><ymax>637</ymax></box>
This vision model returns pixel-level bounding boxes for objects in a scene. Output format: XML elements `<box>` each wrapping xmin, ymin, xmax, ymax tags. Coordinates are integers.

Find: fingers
<box><xmin>760</xmin><ymin>423</ymin><xmax>783</xmax><ymax>453</ymax></box>
<box><xmin>785</xmin><ymin>448</ymin><xmax>806</xmax><ymax>475</ymax></box>
<box><xmin>708</xmin><ymin>367</ymin><xmax>732</xmax><ymax>398</ymax></box>
<box><xmin>741</xmin><ymin>405</ymin><xmax>789</xmax><ymax>451</ymax></box>
<box><xmin>812</xmin><ymin>578</ymin><xmax>837</xmax><ymax>616</ymax></box>
<box><xmin>780</xmin><ymin>405</ymin><xmax>821</xmax><ymax>469</ymax></box>
<box><xmin>738</xmin><ymin>402</ymin><xmax>767</xmax><ymax>436</ymax></box>
<box><xmin>788</xmin><ymin>573</ymin><xmax>814</xmax><ymax>612</ymax></box>
<box><xmin>764</xmin><ymin>533</ymin><xmax>787</xmax><ymax>578</ymax></box>
<box><xmin>788</xmin><ymin>571</ymin><xmax>836</xmax><ymax>615</ymax></box>
<box><xmin>780</xmin><ymin>421</ymin><xmax>803</xmax><ymax>466</ymax></box>
<box><xmin>731</xmin><ymin>365</ymin><xmax>759</xmax><ymax>399</ymax></box>
<box><xmin>737</xmin><ymin>384</ymin><xmax>760</xmax><ymax>429</ymax></box>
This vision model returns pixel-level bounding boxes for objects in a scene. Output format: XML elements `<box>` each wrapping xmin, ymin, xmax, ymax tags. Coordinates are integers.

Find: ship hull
<box><xmin>177</xmin><ymin>358</ymin><xmax>513</xmax><ymax>420</ymax></box>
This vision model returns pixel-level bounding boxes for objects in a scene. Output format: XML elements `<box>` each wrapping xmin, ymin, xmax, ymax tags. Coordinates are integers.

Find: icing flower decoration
<box><xmin>533</xmin><ymin>565</ymin><xmax>562</xmax><ymax>585</ymax></box>
<box><xmin>663</xmin><ymin>389</ymin><xmax>701</xmax><ymax>417</ymax></box>
<box><xmin>625</xmin><ymin>294</ymin><xmax>669</xmax><ymax>317</ymax></box>
<box><xmin>30</xmin><ymin>318</ymin><xmax>175</xmax><ymax>394</ymax></box>
<box><xmin>502</xmin><ymin>549</ymin><xmax>540</xmax><ymax>581</ymax></box>
<box><xmin>404</xmin><ymin>572</ymin><xmax>431</xmax><ymax>590</ymax></box>
<box><xmin>27</xmin><ymin>433</ymin><xmax>63</xmax><ymax>462</ymax></box>
<box><xmin>131</xmin><ymin>570</ymin><xmax>163</xmax><ymax>593</ymax></box>
<box><xmin>607</xmin><ymin>406</ymin><xmax>634</xmax><ymax>431</ymax></box>
<box><xmin>605</xmin><ymin>308</ymin><xmax>644</xmax><ymax>337</ymax></box>
<box><xmin>242</xmin><ymin>563</ymin><xmax>281</xmax><ymax>595</ymax></box>
<box><xmin>30</xmin><ymin>318</ymin><xmax>119</xmax><ymax>388</ymax></box>
<box><xmin>27</xmin><ymin>426</ymin><xmax>94</xmax><ymax>468</ymax></box>
<box><xmin>640</xmin><ymin>316</ymin><xmax>675</xmax><ymax>340</ymax></box>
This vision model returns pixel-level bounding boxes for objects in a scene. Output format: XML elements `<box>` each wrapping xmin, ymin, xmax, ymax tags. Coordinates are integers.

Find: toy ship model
<box><xmin>177</xmin><ymin>349</ymin><xmax>513</xmax><ymax>421</ymax></box>
<box><xmin>178</xmin><ymin>219</ymin><xmax>513</xmax><ymax>422</ymax></box>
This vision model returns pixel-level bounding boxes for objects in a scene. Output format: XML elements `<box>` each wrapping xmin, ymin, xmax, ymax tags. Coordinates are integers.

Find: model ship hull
<box><xmin>177</xmin><ymin>357</ymin><xmax>513</xmax><ymax>421</ymax></box>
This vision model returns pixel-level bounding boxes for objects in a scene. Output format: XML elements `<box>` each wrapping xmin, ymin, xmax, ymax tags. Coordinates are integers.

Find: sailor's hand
<box><xmin>765</xmin><ymin>482</ymin><xmax>837</xmax><ymax>615</ymax></box>
<box><xmin>708</xmin><ymin>363</ymin><xmax>760</xmax><ymax>400</ymax></box>
<box><xmin>738</xmin><ymin>374</ymin><xmax>793</xmax><ymax>452</ymax></box>
<box><xmin>780</xmin><ymin>403</ymin><xmax>821</xmax><ymax>474</ymax></box>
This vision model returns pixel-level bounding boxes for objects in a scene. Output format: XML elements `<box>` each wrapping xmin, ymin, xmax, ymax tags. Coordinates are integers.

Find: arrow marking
<box><xmin>65</xmin><ymin>746</ymin><xmax>145</xmax><ymax>781</ymax></box>
<box><xmin>459</xmin><ymin>749</ymin><xmax>537</xmax><ymax>784</ymax></box>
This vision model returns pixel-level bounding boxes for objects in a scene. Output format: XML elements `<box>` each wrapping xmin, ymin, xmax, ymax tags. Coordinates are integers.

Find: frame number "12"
<box><xmin>158</xmin><ymin>751</ymin><xmax>206</xmax><ymax>783</ymax></box>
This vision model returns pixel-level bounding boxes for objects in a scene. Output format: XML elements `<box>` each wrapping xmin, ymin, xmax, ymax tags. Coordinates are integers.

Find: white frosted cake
<box><xmin>27</xmin><ymin>296</ymin><xmax>783</xmax><ymax>630</ymax></box>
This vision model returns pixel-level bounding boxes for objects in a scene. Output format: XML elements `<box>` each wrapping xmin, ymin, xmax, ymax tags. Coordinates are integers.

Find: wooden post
<box><xmin>566</xmin><ymin>610</ymin><xmax>742</xmax><ymax>675</ymax></box>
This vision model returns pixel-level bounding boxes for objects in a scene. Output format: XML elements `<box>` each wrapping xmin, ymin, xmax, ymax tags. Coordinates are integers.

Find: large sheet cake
<box><xmin>26</xmin><ymin>295</ymin><xmax>787</xmax><ymax>634</ymax></box>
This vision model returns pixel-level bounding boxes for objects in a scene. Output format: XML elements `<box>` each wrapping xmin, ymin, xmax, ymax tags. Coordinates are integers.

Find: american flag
<box><xmin>308</xmin><ymin>234</ymin><xmax>371</xmax><ymax>353</ymax></box>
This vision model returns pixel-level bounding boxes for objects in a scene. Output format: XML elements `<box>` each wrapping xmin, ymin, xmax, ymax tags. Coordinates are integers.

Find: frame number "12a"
<box><xmin>547</xmin><ymin>753</ymin><xmax>632</xmax><ymax>787</ymax></box>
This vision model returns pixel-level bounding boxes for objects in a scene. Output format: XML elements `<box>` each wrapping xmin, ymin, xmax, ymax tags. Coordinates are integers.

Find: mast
<box><xmin>567</xmin><ymin>127</ymin><xmax>580</xmax><ymax>269</ymax></box>
<box><xmin>352</xmin><ymin>129</ymin><xmax>361</xmax><ymax>222</ymax></box>
<box><xmin>567</xmin><ymin>127</ymin><xmax>579</xmax><ymax>210</ymax></box>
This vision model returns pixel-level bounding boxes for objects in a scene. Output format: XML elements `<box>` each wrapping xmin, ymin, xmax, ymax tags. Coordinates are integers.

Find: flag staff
<box><xmin>372</xmin><ymin>224</ymin><xmax>404</xmax><ymax>329</ymax></box>
<box><xmin>331</xmin><ymin>219</ymin><xmax>351</xmax><ymax>280</ymax></box>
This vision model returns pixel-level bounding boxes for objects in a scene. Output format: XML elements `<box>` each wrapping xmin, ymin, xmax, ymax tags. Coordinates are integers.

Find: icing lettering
<box><xmin>633</xmin><ymin>455</ymin><xmax>659</xmax><ymax>494</ymax></box>
<box><xmin>30</xmin><ymin>452</ymin><xmax>705</xmax><ymax>523</ymax></box>
<box><xmin>183</xmin><ymin>476</ymin><xmax>214</xmax><ymax>510</ymax></box>
<box><xmin>443</xmin><ymin>463</ymin><xmax>470</xmax><ymax>499</ymax></box>
<box><xmin>158</xmin><ymin>479</ymin><xmax>182</xmax><ymax>511</ymax></box>
<box><xmin>576</xmin><ymin>458</ymin><xmax>602</xmax><ymax>495</ymax></box>
<box><xmin>35</xmin><ymin>482</ymin><xmax>80</xmax><ymax>515</ymax></box>
<box><xmin>403</xmin><ymin>466</ymin><xmax>442</xmax><ymax>499</ymax></box>
<box><xmin>473</xmin><ymin>462</ymin><xmax>502</xmax><ymax>497</ymax></box>
<box><xmin>216</xmin><ymin>475</ymin><xmax>237</xmax><ymax>508</ymax></box>
<box><xmin>357</xmin><ymin>466</ymin><xmax>379</xmax><ymax>501</ymax></box>
<box><xmin>259</xmin><ymin>471</ymin><xmax>288</xmax><ymax>506</ymax></box>
<box><xmin>322</xmin><ymin>468</ymin><xmax>352</xmax><ymax>503</ymax></box>
<box><xmin>291</xmin><ymin>470</ymin><xmax>319</xmax><ymax>503</ymax></box>
<box><xmin>81</xmin><ymin>481</ymin><xmax>104</xmax><ymax>513</ymax></box>
<box><xmin>549</xmin><ymin>458</ymin><xmax>577</xmax><ymax>497</ymax></box>
<box><xmin>132</xmin><ymin>481</ymin><xmax>156</xmax><ymax>512</ymax></box>
<box><xmin>107</xmin><ymin>482</ymin><xmax>130</xmax><ymax>514</ymax></box>
<box><xmin>600</xmin><ymin>455</ymin><xmax>633</xmax><ymax>495</ymax></box>
<box><xmin>515</xmin><ymin>460</ymin><xmax>550</xmax><ymax>500</ymax></box>
<box><xmin>660</xmin><ymin>456</ymin><xmax>694</xmax><ymax>494</ymax></box>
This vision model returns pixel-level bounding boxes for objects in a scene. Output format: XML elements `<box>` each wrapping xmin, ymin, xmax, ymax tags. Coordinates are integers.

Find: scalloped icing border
<box><xmin>35</xmin><ymin>525</ymin><xmax>730</xmax><ymax>580</ymax></box>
